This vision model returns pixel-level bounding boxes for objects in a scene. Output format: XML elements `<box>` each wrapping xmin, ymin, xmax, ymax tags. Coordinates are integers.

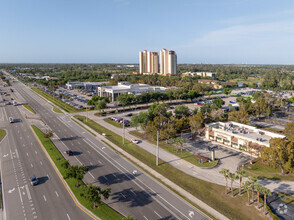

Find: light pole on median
<box><xmin>123</xmin><ymin>118</ymin><xmax>125</xmax><ymax>145</ymax></box>
<box><xmin>156</xmin><ymin>130</ymin><xmax>159</xmax><ymax>166</ymax></box>
<box><xmin>86</xmin><ymin>106</ymin><xmax>88</xmax><ymax>122</ymax></box>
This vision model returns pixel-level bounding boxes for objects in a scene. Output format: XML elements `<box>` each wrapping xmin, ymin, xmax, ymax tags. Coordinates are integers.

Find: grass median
<box><xmin>0</xmin><ymin>129</ymin><xmax>6</xmax><ymax>141</ymax></box>
<box><xmin>31</xmin><ymin>87</ymin><xmax>83</xmax><ymax>113</ymax></box>
<box><xmin>23</xmin><ymin>104</ymin><xmax>36</xmax><ymax>114</ymax></box>
<box><xmin>53</xmin><ymin>107</ymin><xmax>63</xmax><ymax>113</ymax></box>
<box><xmin>31</xmin><ymin>125</ymin><xmax>122</xmax><ymax>220</ymax></box>
<box><xmin>74</xmin><ymin>115</ymin><xmax>266</xmax><ymax>220</ymax></box>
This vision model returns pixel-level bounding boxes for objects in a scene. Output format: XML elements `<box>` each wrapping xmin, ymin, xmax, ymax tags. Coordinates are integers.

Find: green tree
<box><xmin>255</xmin><ymin>182</ymin><xmax>263</xmax><ymax>208</ymax></box>
<box><xmin>235</xmin><ymin>169</ymin><xmax>246</xmax><ymax>195</ymax></box>
<box><xmin>96</xmin><ymin>99</ymin><xmax>107</xmax><ymax>112</ymax></box>
<box><xmin>227</xmin><ymin>172</ymin><xmax>238</xmax><ymax>196</ymax></box>
<box><xmin>219</xmin><ymin>168</ymin><xmax>229</xmax><ymax>194</ymax></box>
<box><xmin>243</xmin><ymin>181</ymin><xmax>251</xmax><ymax>205</ymax></box>
<box><xmin>175</xmin><ymin>104</ymin><xmax>190</xmax><ymax>119</ymax></box>
<box><xmin>189</xmin><ymin>112</ymin><xmax>204</xmax><ymax>138</ymax></box>
<box><xmin>81</xmin><ymin>184</ymin><xmax>111</xmax><ymax>209</ymax></box>
<box><xmin>261</xmin><ymin>138</ymin><xmax>294</xmax><ymax>174</ymax></box>
<box><xmin>122</xmin><ymin>214</ymin><xmax>134</xmax><ymax>220</ymax></box>
<box><xmin>212</xmin><ymin>98</ymin><xmax>225</xmax><ymax>109</ymax></box>
<box><xmin>284</xmin><ymin>121</ymin><xmax>294</xmax><ymax>141</ymax></box>
<box><xmin>65</xmin><ymin>165</ymin><xmax>89</xmax><ymax>187</ymax></box>
<box><xmin>228</xmin><ymin>106</ymin><xmax>250</xmax><ymax>124</ymax></box>
<box><xmin>223</xmin><ymin>88</ymin><xmax>231</xmax><ymax>95</ymax></box>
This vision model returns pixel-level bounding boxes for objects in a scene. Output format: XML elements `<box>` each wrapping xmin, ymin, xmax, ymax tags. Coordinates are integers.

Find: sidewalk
<box><xmin>77</xmin><ymin>111</ymin><xmax>294</xmax><ymax>194</ymax></box>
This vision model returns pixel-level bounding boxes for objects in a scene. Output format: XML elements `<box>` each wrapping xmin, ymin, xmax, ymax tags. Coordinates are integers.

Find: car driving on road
<box><xmin>30</xmin><ymin>175</ymin><xmax>39</xmax><ymax>186</ymax></box>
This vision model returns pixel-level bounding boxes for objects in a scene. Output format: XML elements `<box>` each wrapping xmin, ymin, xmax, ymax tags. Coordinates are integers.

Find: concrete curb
<box><xmin>30</xmin><ymin>125</ymin><xmax>100</xmax><ymax>220</ymax></box>
<box><xmin>71</xmin><ymin>117</ymin><xmax>229</xmax><ymax>220</ymax></box>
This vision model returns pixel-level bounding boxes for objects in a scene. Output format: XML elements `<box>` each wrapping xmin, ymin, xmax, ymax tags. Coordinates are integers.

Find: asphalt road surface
<box><xmin>0</xmin><ymin>88</ymin><xmax>90</xmax><ymax>220</ymax></box>
<box><xmin>7</xmin><ymin>74</ymin><xmax>210</xmax><ymax>219</ymax></box>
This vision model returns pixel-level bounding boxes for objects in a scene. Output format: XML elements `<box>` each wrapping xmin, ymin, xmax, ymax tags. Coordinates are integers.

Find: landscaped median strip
<box><xmin>23</xmin><ymin>104</ymin><xmax>36</xmax><ymax>114</ymax></box>
<box><xmin>30</xmin><ymin>125</ymin><xmax>123</xmax><ymax>220</ymax></box>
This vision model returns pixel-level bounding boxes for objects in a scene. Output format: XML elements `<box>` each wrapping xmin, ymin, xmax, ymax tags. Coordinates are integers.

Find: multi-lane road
<box><xmin>0</xmin><ymin>87</ymin><xmax>91</xmax><ymax>219</ymax></box>
<box><xmin>1</xmin><ymin>71</ymin><xmax>210</xmax><ymax>220</ymax></box>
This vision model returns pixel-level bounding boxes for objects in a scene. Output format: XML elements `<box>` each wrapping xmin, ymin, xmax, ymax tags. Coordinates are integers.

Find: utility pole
<box><xmin>86</xmin><ymin>107</ymin><xmax>88</xmax><ymax>122</ymax></box>
<box><xmin>156</xmin><ymin>130</ymin><xmax>159</xmax><ymax>166</ymax></box>
<box><xmin>123</xmin><ymin>118</ymin><xmax>125</xmax><ymax>145</ymax></box>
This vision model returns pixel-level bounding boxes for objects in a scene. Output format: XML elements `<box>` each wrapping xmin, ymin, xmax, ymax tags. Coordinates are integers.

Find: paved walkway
<box><xmin>76</xmin><ymin>110</ymin><xmax>294</xmax><ymax>194</ymax></box>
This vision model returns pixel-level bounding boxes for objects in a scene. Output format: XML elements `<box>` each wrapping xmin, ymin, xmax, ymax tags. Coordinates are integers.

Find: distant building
<box><xmin>205</xmin><ymin>121</ymin><xmax>285</xmax><ymax>155</ymax></box>
<box><xmin>160</xmin><ymin>49</ymin><xmax>177</xmax><ymax>75</ymax></box>
<box><xmin>97</xmin><ymin>82</ymin><xmax>176</xmax><ymax>102</ymax></box>
<box><xmin>139</xmin><ymin>50</ymin><xmax>159</xmax><ymax>74</ymax></box>
<box><xmin>182</xmin><ymin>72</ymin><xmax>216</xmax><ymax>78</ymax></box>
<box><xmin>66</xmin><ymin>81</ymin><xmax>108</xmax><ymax>91</ymax></box>
<box><xmin>198</xmin><ymin>79</ymin><xmax>223</xmax><ymax>89</ymax></box>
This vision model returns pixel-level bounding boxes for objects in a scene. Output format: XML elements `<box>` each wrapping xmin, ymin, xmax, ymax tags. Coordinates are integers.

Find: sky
<box><xmin>0</xmin><ymin>0</ymin><xmax>294</xmax><ymax>64</ymax></box>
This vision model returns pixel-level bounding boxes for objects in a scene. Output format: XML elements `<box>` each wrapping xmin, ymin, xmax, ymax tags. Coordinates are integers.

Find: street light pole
<box><xmin>86</xmin><ymin>107</ymin><xmax>88</xmax><ymax>122</ymax></box>
<box><xmin>123</xmin><ymin>118</ymin><xmax>125</xmax><ymax>145</ymax></box>
<box><xmin>156</xmin><ymin>130</ymin><xmax>159</xmax><ymax>166</ymax></box>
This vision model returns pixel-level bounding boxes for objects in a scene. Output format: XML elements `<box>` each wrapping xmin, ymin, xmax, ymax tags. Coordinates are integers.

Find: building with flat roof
<box><xmin>66</xmin><ymin>81</ymin><xmax>108</xmax><ymax>91</ymax></box>
<box><xmin>182</xmin><ymin>72</ymin><xmax>216</xmax><ymax>78</ymax></box>
<box><xmin>139</xmin><ymin>50</ymin><xmax>159</xmax><ymax>74</ymax></box>
<box><xmin>160</xmin><ymin>49</ymin><xmax>177</xmax><ymax>75</ymax></box>
<box><xmin>205</xmin><ymin>121</ymin><xmax>285</xmax><ymax>155</ymax></box>
<box><xmin>97</xmin><ymin>82</ymin><xmax>175</xmax><ymax>102</ymax></box>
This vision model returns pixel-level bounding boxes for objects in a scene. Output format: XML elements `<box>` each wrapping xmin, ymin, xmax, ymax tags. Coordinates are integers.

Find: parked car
<box><xmin>126</xmin><ymin>113</ymin><xmax>133</xmax><ymax>117</ymax></box>
<box><xmin>30</xmin><ymin>175</ymin><xmax>39</xmax><ymax>186</ymax></box>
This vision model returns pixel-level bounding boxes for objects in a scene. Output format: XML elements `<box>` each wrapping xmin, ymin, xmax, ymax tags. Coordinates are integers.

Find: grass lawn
<box><xmin>31</xmin><ymin>87</ymin><xmax>83</xmax><ymax>113</ymax></box>
<box><xmin>53</xmin><ymin>107</ymin><xmax>63</xmax><ymax>113</ymax></box>
<box><xmin>31</xmin><ymin>125</ymin><xmax>122</xmax><ymax>220</ymax></box>
<box><xmin>130</xmin><ymin>130</ymin><xmax>218</xmax><ymax>168</ymax></box>
<box><xmin>103</xmin><ymin>118</ymin><xmax>123</xmax><ymax>128</ymax></box>
<box><xmin>23</xmin><ymin>104</ymin><xmax>36</xmax><ymax>114</ymax></box>
<box><xmin>231</xmin><ymin>77</ymin><xmax>260</xmax><ymax>85</ymax></box>
<box><xmin>0</xmin><ymin>129</ymin><xmax>6</xmax><ymax>141</ymax></box>
<box><xmin>74</xmin><ymin>115</ymin><xmax>268</xmax><ymax>220</ymax></box>
<box><xmin>244</xmin><ymin>158</ymin><xmax>294</xmax><ymax>181</ymax></box>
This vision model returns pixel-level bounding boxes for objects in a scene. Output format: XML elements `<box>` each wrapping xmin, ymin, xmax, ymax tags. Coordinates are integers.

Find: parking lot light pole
<box><xmin>156</xmin><ymin>130</ymin><xmax>159</xmax><ymax>166</ymax></box>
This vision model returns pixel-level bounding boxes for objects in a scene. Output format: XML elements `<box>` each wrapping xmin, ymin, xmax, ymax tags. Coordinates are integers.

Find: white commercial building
<box><xmin>97</xmin><ymin>82</ymin><xmax>174</xmax><ymax>102</ymax></box>
<box><xmin>66</xmin><ymin>81</ymin><xmax>108</xmax><ymax>90</ymax></box>
<box><xmin>182</xmin><ymin>72</ymin><xmax>216</xmax><ymax>78</ymax></box>
<box><xmin>160</xmin><ymin>49</ymin><xmax>177</xmax><ymax>75</ymax></box>
<box><xmin>205</xmin><ymin>121</ymin><xmax>285</xmax><ymax>155</ymax></box>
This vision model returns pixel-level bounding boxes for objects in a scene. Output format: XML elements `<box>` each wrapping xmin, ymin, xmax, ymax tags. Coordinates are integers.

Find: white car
<box><xmin>131</xmin><ymin>139</ymin><xmax>139</xmax><ymax>144</ymax></box>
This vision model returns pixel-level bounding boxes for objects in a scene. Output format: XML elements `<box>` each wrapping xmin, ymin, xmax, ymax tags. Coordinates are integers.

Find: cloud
<box><xmin>182</xmin><ymin>20</ymin><xmax>294</xmax><ymax>48</ymax></box>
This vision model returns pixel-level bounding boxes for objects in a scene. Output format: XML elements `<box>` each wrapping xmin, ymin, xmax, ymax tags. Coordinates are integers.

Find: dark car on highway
<box><xmin>30</xmin><ymin>175</ymin><xmax>39</xmax><ymax>186</ymax></box>
<box><xmin>65</xmin><ymin>150</ymin><xmax>73</xmax><ymax>156</ymax></box>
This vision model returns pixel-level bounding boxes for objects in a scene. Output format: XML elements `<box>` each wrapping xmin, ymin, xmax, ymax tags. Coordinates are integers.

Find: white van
<box><xmin>9</xmin><ymin>117</ymin><xmax>13</xmax><ymax>123</ymax></box>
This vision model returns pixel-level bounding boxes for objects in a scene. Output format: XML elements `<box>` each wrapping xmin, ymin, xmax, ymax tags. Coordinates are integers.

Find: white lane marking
<box><xmin>87</xmin><ymin>151</ymin><xmax>90</xmax><ymax>154</ymax></box>
<box><xmin>15</xmin><ymin>149</ymin><xmax>19</xmax><ymax>158</ymax></box>
<box><xmin>40</xmin><ymin>161</ymin><xmax>43</xmax><ymax>166</ymax></box>
<box><xmin>130</xmin><ymin>189</ymin><xmax>136</xmax><ymax>195</ymax></box>
<box><xmin>67</xmin><ymin>213</ymin><xmax>71</xmax><ymax>220</ymax></box>
<box><xmin>143</xmin><ymin>216</ymin><xmax>148</xmax><ymax>220</ymax></box>
<box><xmin>8</xmin><ymin>188</ymin><xmax>15</xmax><ymax>193</ymax></box>
<box><xmin>154</xmin><ymin>211</ymin><xmax>162</xmax><ymax>219</ymax></box>
<box><xmin>103</xmin><ymin>176</ymin><xmax>108</xmax><ymax>181</ymax></box>
<box><xmin>18</xmin><ymin>187</ymin><xmax>23</xmax><ymax>203</ymax></box>
<box><xmin>35</xmin><ymin>151</ymin><xmax>37</xmax><ymax>154</ymax></box>
<box><xmin>26</xmin><ymin>153</ymin><xmax>29</xmax><ymax>157</ymax></box>
<box><xmin>25</xmin><ymin>184</ymin><xmax>32</xmax><ymax>200</ymax></box>
<box><xmin>120</xmin><ymin>193</ymin><xmax>126</xmax><ymax>198</ymax></box>
<box><xmin>88</xmin><ymin>172</ymin><xmax>95</xmax><ymax>179</ymax></box>
<box><xmin>112</xmin><ymin>173</ymin><xmax>117</xmax><ymax>178</ymax></box>
<box><xmin>43</xmin><ymin>195</ymin><xmax>47</xmax><ymax>202</ymax></box>
<box><xmin>55</xmin><ymin>191</ymin><xmax>59</xmax><ymax>197</ymax></box>
<box><xmin>30</xmin><ymin>164</ymin><xmax>33</xmax><ymax>168</ymax></box>
<box><xmin>47</xmin><ymin>174</ymin><xmax>49</xmax><ymax>179</ymax></box>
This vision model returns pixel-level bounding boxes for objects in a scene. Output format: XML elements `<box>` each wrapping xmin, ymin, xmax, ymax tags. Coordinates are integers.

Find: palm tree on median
<box><xmin>255</xmin><ymin>182</ymin><xmax>263</xmax><ymax>209</ymax></box>
<box><xmin>235</xmin><ymin>169</ymin><xmax>246</xmax><ymax>195</ymax></box>
<box><xmin>249</xmin><ymin>177</ymin><xmax>258</xmax><ymax>203</ymax></box>
<box><xmin>243</xmin><ymin>181</ymin><xmax>251</xmax><ymax>205</ymax></box>
<box><xmin>219</xmin><ymin>168</ymin><xmax>229</xmax><ymax>194</ymax></box>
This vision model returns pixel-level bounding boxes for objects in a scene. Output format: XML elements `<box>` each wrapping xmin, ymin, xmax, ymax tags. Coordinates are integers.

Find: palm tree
<box><xmin>219</xmin><ymin>169</ymin><xmax>229</xmax><ymax>194</ymax></box>
<box><xmin>249</xmin><ymin>177</ymin><xmax>258</xmax><ymax>203</ymax></box>
<box><xmin>228</xmin><ymin>172</ymin><xmax>239</xmax><ymax>196</ymax></box>
<box><xmin>262</xmin><ymin>187</ymin><xmax>272</xmax><ymax>214</ymax></box>
<box><xmin>81</xmin><ymin>184</ymin><xmax>111</xmax><ymax>209</ymax></box>
<box><xmin>243</xmin><ymin>181</ymin><xmax>251</xmax><ymax>205</ymax></box>
<box><xmin>255</xmin><ymin>182</ymin><xmax>263</xmax><ymax>209</ymax></box>
<box><xmin>235</xmin><ymin>169</ymin><xmax>246</xmax><ymax>195</ymax></box>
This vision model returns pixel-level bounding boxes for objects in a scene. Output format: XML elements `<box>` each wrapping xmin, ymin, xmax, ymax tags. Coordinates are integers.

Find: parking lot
<box><xmin>184</xmin><ymin>135</ymin><xmax>252</xmax><ymax>172</ymax></box>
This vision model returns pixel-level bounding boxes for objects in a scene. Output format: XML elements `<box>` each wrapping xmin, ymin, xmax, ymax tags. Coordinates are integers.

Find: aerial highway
<box><xmin>5</xmin><ymin>71</ymin><xmax>211</xmax><ymax>220</ymax></box>
<box><xmin>0</xmin><ymin>87</ymin><xmax>91</xmax><ymax>219</ymax></box>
